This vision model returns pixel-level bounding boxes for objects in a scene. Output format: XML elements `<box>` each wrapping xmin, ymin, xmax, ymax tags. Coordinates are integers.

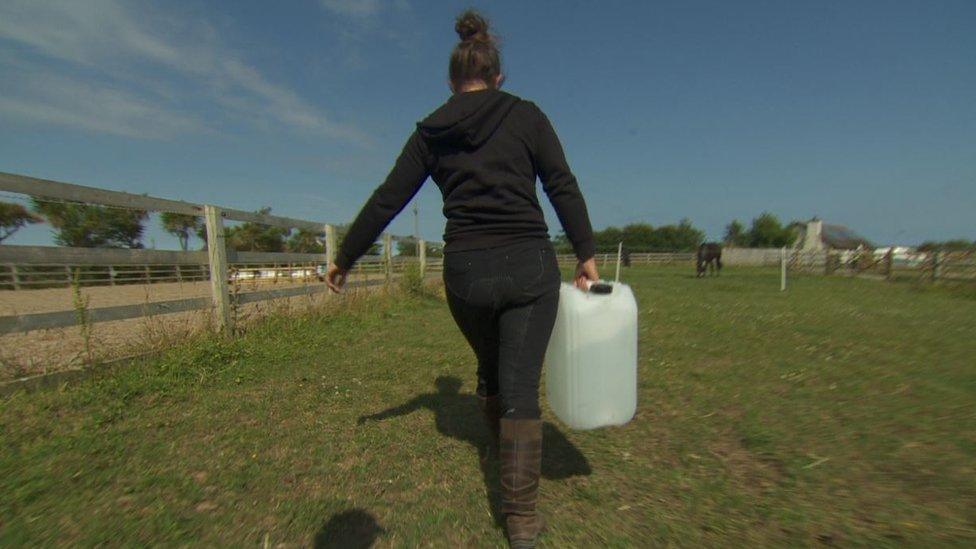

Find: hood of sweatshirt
<box><xmin>417</xmin><ymin>89</ymin><xmax>520</xmax><ymax>149</ymax></box>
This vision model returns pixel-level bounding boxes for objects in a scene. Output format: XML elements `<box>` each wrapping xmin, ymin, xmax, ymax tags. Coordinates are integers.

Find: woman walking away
<box><xmin>326</xmin><ymin>10</ymin><xmax>598</xmax><ymax>547</ymax></box>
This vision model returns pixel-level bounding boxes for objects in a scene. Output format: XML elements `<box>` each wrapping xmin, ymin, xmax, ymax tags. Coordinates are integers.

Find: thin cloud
<box><xmin>315</xmin><ymin>0</ymin><xmax>418</xmax><ymax>68</ymax></box>
<box><xmin>220</xmin><ymin>60</ymin><xmax>370</xmax><ymax>143</ymax></box>
<box><xmin>318</xmin><ymin>0</ymin><xmax>410</xmax><ymax>19</ymax></box>
<box><xmin>319</xmin><ymin>0</ymin><xmax>383</xmax><ymax>18</ymax></box>
<box><xmin>0</xmin><ymin>0</ymin><xmax>365</xmax><ymax>142</ymax></box>
<box><xmin>0</xmin><ymin>77</ymin><xmax>202</xmax><ymax>139</ymax></box>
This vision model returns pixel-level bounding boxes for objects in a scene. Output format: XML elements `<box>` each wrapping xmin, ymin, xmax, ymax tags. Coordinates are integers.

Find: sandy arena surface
<box><xmin>0</xmin><ymin>272</ymin><xmax>428</xmax><ymax>381</ymax></box>
<box><xmin>0</xmin><ymin>272</ymin><xmax>390</xmax><ymax>316</ymax></box>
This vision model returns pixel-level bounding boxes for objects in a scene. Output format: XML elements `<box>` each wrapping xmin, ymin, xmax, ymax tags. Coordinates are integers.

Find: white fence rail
<box><xmin>555</xmin><ymin>247</ymin><xmax>976</xmax><ymax>282</ymax></box>
<box><xmin>555</xmin><ymin>252</ymin><xmax>696</xmax><ymax>266</ymax></box>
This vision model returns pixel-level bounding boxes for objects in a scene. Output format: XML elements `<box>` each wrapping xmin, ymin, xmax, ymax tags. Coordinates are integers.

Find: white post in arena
<box><xmin>615</xmin><ymin>241</ymin><xmax>623</xmax><ymax>283</ymax></box>
<box><xmin>780</xmin><ymin>246</ymin><xmax>787</xmax><ymax>292</ymax></box>
<box><xmin>418</xmin><ymin>239</ymin><xmax>426</xmax><ymax>278</ymax></box>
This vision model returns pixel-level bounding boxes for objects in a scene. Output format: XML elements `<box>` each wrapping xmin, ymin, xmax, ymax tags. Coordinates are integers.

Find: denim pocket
<box><xmin>507</xmin><ymin>245</ymin><xmax>547</xmax><ymax>288</ymax></box>
<box><xmin>443</xmin><ymin>253</ymin><xmax>474</xmax><ymax>300</ymax></box>
<box><xmin>538</xmin><ymin>245</ymin><xmax>561</xmax><ymax>290</ymax></box>
<box><xmin>443</xmin><ymin>253</ymin><xmax>473</xmax><ymax>275</ymax></box>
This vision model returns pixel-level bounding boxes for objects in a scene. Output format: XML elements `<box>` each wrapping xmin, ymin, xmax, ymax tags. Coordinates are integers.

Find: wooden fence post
<box><xmin>204</xmin><ymin>205</ymin><xmax>233</xmax><ymax>336</ymax></box>
<box><xmin>325</xmin><ymin>224</ymin><xmax>336</xmax><ymax>266</ymax></box>
<box><xmin>932</xmin><ymin>251</ymin><xmax>941</xmax><ymax>282</ymax></box>
<box><xmin>885</xmin><ymin>248</ymin><xmax>895</xmax><ymax>281</ymax></box>
<box><xmin>418</xmin><ymin>239</ymin><xmax>426</xmax><ymax>278</ymax></box>
<box><xmin>324</xmin><ymin>223</ymin><xmax>337</xmax><ymax>292</ymax></box>
<box><xmin>9</xmin><ymin>264</ymin><xmax>20</xmax><ymax>290</ymax></box>
<box><xmin>383</xmin><ymin>233</ymin><xmax>393</xmax><ymax>286</ymax></box>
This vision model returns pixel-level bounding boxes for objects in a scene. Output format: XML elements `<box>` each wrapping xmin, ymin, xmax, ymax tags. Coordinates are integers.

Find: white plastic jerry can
<box><xmin>544</xmin><ymin>281</ymin><xmax>638</xmax><ymax>430</ymax></box>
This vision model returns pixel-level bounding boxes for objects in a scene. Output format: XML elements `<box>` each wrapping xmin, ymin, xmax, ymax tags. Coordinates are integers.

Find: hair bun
<box><xmin>455</xmin><ymin>10</ymin><xmax>490</xmax><ymax>43</ymax></box>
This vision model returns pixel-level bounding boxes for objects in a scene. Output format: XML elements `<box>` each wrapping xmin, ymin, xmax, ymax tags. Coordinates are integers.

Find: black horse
<box><xmin>696</xmin><ymin>242</ymin><xmax>722</xmax><ymax>277</ymax></box>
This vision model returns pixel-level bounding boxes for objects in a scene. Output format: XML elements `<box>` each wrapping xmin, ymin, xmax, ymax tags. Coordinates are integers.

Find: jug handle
<box><xmin>588</xmin><ymin>281</ymin><xmax>613</xmax><ymax>294</ymax></box>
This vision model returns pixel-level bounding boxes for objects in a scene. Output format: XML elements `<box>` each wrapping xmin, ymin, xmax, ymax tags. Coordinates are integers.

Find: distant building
<box><xmin>793</xmin><ymin>218</ymin><xmax>874</xmax><ymax>251</ymax></box>
<box><xmin>874</xmin><ymin>245</ymin><xmax>914</xmax><ymax>256</ymax></box>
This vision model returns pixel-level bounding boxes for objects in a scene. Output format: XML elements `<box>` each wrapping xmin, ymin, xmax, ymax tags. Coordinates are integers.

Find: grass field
<box><xmin>1</xmin><ymin>266</ymin><xmax>974</xmax><ymax>546</ymax></box>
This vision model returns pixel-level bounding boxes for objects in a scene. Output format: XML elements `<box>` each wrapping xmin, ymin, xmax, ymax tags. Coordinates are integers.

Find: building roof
<box><xmin>821</xmin><ymin>223</ymin><xmax>874</xmax><ymax>250</ymax></box>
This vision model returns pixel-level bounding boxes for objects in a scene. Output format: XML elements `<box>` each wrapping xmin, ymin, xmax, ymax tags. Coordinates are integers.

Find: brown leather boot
<box><xmin>499</xmin><ymin>418</ymin><xmax>545</xmax><ymax>548</ymax></box>
<box><xmin>478</xmin><ymin>394</ymin><xmax>501</xmax><ymax>457</ymax></box>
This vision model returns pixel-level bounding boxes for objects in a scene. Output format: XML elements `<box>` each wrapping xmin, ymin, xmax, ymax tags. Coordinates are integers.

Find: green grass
<box><xmin>2</xmin><ymin>267</ymin><xmax>974</xmax><ymax>546</ymax></box>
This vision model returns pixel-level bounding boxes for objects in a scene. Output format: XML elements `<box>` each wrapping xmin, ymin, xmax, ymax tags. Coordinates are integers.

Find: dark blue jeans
<box><xmin>442</xmin><ymin>238</ymin><xmax>561</xmax><ymax>420</ymax></box>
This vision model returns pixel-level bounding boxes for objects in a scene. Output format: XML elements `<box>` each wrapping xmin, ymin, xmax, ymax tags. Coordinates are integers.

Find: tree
<box><xmin>593</xmin><ymin>225</ymin><xmax>625</xmax><ymax>252</ymax></box>
<box><xmin>160</xmin><ymin>212</ymin><xmax>203</xmax><ymax>251</ymax></box>
<box><xmin>917</xmin><ymin>239</ymin><xmax>976</xmax><ymax>252</ymax></box>
<box><xmin>651</xmin><ymin>218</ymin><xmax>704</xmax><ymax>251</ymax></box>
<box><xmin>724</xmin><ymin>219</ymin><xmax>747</xmax><ymax>246</ymax></box>
<box><xmin>584</xmin><ymin>218</ymin><xmax>706</xmax><ymax>253</ymax></box>
<box><xmin>396</xmin><ymin>236</ymin><xmax>420</xmax><ymax>257</ymax></box>
<box><xmin>333</xmin><ymin>223</ymin><xmax>381</xmax><ymax>256</ymax></box>
<box><xmin>224</xmin><ymin>208</ymin><xmax>289</xmax><ymax>252</ymax></box>
<box><xmin>786</xmin><ymin>220</ymin><xmax>805</xmax><ymax>236</ymax></box>
<box><xmin>0</xmin><ymin>201</ymin><xmax>42</xmax><ymax>243</ymax></box>
<box><xmin>551</xmin><ymin>231</ymin><xmax>573</xmax><ymax>254</ymax></box>
<box><xmin>32</xmin><ymin>198</ymin><xmax>147</xmax><ymax>248</ymax></box>
<box><xmin>286</xmin><ymin>229</ymin><xmax>324</xmax><ymax>253</ymax></box>
<box><xmin>747</xmin><ymin>212</ymin><xmax>795</xmax><ymax>248</ymax></box>
<box><xmin>620</xmin><ymin>223</ymin><xmax>655</xmax><ymax>249</ymax></box>
<box><xmin>391</xmin><ymin>237</ymin><xmax>443</xmax><ymax>257</ymax></box>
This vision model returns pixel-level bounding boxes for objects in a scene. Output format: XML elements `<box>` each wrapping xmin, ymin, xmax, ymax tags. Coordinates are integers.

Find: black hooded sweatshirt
<box><xmin>334</xmin><ymin>89</ymin><xmax>596</xmax><ymax>271</ymax></box>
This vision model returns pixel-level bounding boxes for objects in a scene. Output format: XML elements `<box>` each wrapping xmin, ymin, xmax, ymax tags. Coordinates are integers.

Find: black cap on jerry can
<box><xmin>589</xmin><ymin>282</ymin><xmax>613</xmax><ymax>294</ymax></box>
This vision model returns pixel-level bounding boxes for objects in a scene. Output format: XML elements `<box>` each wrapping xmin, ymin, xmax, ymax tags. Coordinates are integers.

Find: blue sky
<box><xmin>1</xmin><ymin>0</ymin><xmax>973</xmax><ymax>250</ymax></box>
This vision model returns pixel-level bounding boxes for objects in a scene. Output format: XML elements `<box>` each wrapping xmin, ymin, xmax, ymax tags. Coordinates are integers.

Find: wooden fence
<box><xmin>555</xmin><ymin>252</ymin><xmax>696</xmax><ymax>266</ymax></box>
<box><xmin>0</xmin><ymin>171</ymin><xmax>442</xmax><ymax>336</ymax></box>
<box><xmin>559</xmin><ymin>247</ymin><xmax>976</xmax><ymax>283</ymax></box>
<box><xmin>0</xmin><ymin>247</ymin><xmax>442</xmax><ymax>290</ymax></box>
<box><xmin>778</xmin><ymin>247</ymin><xmax>975</xmax><ymax>282</ymax></box>
<box><xmin>4</xmin><ymin>169</ymin><xmax>970</xmax><ymax>339</ymax></box>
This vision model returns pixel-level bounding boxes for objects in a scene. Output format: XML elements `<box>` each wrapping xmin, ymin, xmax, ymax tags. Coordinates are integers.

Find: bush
<box><xmin>398</xmin><ymin>262</ymin><xmax>426</xmax><ymax>297</ymax></box>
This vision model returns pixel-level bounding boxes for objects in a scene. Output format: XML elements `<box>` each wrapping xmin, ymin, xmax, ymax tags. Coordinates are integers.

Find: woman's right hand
<box><xmin>325</xmin><ymin>262</ymin><xmax>348</xmax><ymax>293</ymax></box>
<box><xmin>574</xmin><ymin>257</ymin><xmax>599</xmax><ymax>290</ymax></box>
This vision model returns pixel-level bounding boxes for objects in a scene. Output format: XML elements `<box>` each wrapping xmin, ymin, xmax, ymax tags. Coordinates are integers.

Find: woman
<box><xmin>325</xmin><ymin>10</ymin><xmax>598</xmax><ymax>548</ymax></box>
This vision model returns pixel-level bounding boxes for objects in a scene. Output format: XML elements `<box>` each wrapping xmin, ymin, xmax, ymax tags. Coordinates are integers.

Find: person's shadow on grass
<box><xmin>357</xmin><ymin>375</ymin><xmax>591</xmax><ymax>527</ymax></box>
<box><xmin>313</xmin><ymin>508</ymin><xmax>385</xmax><ymax>548</ymax></box>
